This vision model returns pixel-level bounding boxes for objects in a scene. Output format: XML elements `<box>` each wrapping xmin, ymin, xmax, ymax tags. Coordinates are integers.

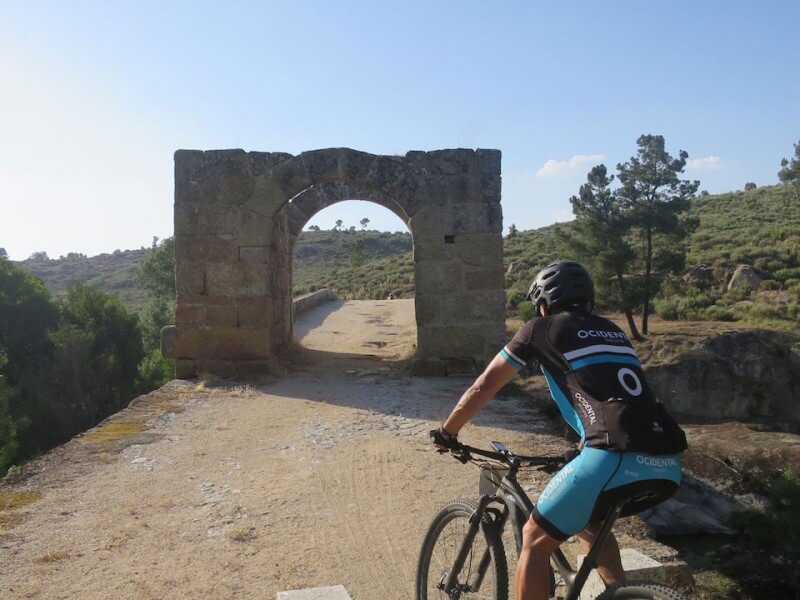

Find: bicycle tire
<box><xmin>595</xmin><ymin>580</ymin><xmax>689</xmax><ymax>600</ymax></box>
<box><xmin>416</xmin><ymin>499</ymin><xmax>508</xmax><ymax>600</ymax></box>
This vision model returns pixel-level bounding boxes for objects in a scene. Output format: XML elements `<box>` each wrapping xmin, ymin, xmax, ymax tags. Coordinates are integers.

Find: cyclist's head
<box><xmin>527</xmin><ymin>260</ymin><xmax>595</xmax><ymax>316</ymax></box>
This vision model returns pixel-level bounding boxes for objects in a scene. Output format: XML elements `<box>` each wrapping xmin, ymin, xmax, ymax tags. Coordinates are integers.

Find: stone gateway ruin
<box><xmin>161</xmin><ymin>148</ymin><xmax>506</xmax><ymax>378</ymax></box>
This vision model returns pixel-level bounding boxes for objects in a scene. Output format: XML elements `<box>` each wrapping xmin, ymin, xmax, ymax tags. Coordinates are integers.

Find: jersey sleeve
<box><xmin>499</xmin><ymin>319</ymin><xmax>540</xmax><ymax>370</ymax></box>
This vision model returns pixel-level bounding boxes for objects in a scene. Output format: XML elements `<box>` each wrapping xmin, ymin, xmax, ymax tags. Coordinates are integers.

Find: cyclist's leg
<box><xmin>515</xmin><ymin>518</ymin><xmax>561</xmax><ymax>600</ymax></box>
<box><xmin>521</xmin><ymin>447</ymin><xmax>622</xmax><ymax>600</ymax></box>
<box><xmin>577</xmin><ymin>523</ymin><xmax>624</xmax><ymax>586</ymax></box>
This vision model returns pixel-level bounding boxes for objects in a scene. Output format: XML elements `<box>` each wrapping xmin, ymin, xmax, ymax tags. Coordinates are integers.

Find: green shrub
<box><xmin>517</xmin><ymin>302</ymin><xmax>536</xmax><ymax>321</ymax></box>
<box><xmin>506</xmin><ymin>287</ymin><xmax>528</xmax><ymax>310</ymax></box>
<box><xmin>730</xmin><ymin>470</ymin><xmax>800</xmax><ymax>597</ymax></box>
<box><xmin>759</xmin><ymin>279</ymin><xmax>780</xmax><ymax>290</ymax></box>
<box><xmin>702</xmin><ymin>305</ymin><xmax>735</xmax><ymax>321</ymax></box>
<box><xmin>787</xmin><ymin>304</ymin><xmax>800</xmax><ymax>320</ymax></box>
<box><xmin>733</xmin><ymin>301</ymin><xmax>782</xmax><ymax>321</ymax></box>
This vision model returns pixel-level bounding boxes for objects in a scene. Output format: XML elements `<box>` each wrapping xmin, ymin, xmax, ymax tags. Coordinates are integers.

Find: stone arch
<box><xmin>163</xmin><ymin>147</ymin><xmax>506</xmax><ymax>378</ymax></box>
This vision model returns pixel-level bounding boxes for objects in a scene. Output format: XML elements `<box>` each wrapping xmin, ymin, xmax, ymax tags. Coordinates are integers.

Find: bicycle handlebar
<box><xmin>446</xmin><ymin>440</ymin><xmax>566</xmax><ymax>471</ymax></box>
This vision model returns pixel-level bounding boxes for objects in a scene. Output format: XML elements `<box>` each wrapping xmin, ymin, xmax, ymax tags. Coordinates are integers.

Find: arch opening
<box><xmin>273</xmin><ymin>197</ymin><xmax>417</xmax><ymax>364</ymax></box>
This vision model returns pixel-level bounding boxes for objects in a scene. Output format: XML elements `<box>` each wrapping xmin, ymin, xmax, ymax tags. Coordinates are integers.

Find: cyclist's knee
<box><xmin>522</xmin><ymin>518</ymin><xmax>561</xmax><ymax>555</ymax></box>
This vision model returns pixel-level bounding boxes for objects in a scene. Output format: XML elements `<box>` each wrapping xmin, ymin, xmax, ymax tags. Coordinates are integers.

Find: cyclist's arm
<box><xmin>442</xmin><ymin>354</ymin><xmax>518</xmax><ymax>435</ymax></box>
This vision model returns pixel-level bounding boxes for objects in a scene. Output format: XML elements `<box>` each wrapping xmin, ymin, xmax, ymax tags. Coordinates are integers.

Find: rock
<box><xmin>639</xmin><ymin>477</ymin><xmax>738</xmax><ymax>536</ymax></box>
<box><xmin>506</xmin><ymin>261</ymin><xmax>533</xmax><ymax>274</ymax></box>
<box><xmin>727</xmin><ymin>264</ymin><xmax>766</xmax><ymax>291</ymax></box>
<box><xmin>683</xmin><ymin>264</ymin><xmax>716</xmax><ymax>288</ymax></box>
<box><xmin>646</xmin><ymin>330</ymin><xmax>800</xmax><ymax>426</ymax></box>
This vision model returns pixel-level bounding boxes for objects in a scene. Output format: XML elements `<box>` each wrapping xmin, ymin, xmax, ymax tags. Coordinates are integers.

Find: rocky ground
<box><xmin>1</xmin><ymin>301</ymin><xmax>796</xmax><ymax>598</ymax></box>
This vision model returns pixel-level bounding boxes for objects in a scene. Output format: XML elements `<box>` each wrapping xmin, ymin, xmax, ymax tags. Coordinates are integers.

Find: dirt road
<box><xmin>0</xmin><ymin>301</ymin><xmax>563</xmax><ymax>600</ymax></box>
<box><xmin>0</xmin><ymin>300</ymin><xmax>648</xmax><ymax>599</ymax></box>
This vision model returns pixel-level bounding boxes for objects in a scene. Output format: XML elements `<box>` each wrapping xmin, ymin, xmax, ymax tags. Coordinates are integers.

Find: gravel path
<box><xmin>0</xmin><ymin>300</ymin><xmax>575</xmax><ymax>598</ymax></box>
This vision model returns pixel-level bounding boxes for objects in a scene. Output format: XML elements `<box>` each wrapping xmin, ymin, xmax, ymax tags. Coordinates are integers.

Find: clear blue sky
<box><xmin>2</xmin><ymin>1</ymin><xmax>798</xmax><ymax>259</ymax></box>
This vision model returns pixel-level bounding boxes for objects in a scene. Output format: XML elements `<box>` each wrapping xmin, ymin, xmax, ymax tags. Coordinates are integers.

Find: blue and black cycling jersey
<box><xmin>498</xmin><ymin>310</ymin><xmax>686</xmax><ymax>538</ymax></box>
<box><xmin>500</xmin><ymin>311</ymin><xmax>687</xmax><ymax>454</ymax></box>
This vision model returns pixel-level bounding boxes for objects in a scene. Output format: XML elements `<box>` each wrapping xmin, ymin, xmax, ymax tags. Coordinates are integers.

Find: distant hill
<box><xmin>15</xmin><ymin>249</ymin><xmax>150</xmax><ymax>308</ymax></box>
<box><xmin>14</xmin><ymin>184</ymin><xmax>799</xmax><ymax>324</ymax></box>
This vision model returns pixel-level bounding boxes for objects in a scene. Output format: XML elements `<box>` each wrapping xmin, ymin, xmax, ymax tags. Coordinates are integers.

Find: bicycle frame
<box><xmin>445</xmin><ymin>462</ymin><xmax>626</xmax><ymax>600</ymax></box>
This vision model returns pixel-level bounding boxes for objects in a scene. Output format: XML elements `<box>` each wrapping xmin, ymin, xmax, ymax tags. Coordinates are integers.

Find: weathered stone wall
<box><xmin>292</xmin><ymin>289</ymin><xmax>337</xmax><ymax>319</ymax></box>
<box><xmin>162</xmin><ymin>147</ymin><xmax>505</xmax><ymax>378</ymax></box>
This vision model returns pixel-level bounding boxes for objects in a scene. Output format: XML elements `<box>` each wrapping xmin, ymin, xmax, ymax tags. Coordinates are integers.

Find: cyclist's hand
<box><xmin>430</xmin><ymin>426</ymin><xmax>459</xmax><ymax>452</ymax></box>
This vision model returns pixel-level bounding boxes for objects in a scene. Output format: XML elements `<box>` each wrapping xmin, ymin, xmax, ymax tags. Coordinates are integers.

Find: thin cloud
<box><xmin>686</xmin><ymin>155</ymin><xmax>721</xmax><ymax>170</ymax></box>
<box><xmin>536</xmin><ymin>154</ymin><xmax>606</xmax><ymax>177</ymax></box>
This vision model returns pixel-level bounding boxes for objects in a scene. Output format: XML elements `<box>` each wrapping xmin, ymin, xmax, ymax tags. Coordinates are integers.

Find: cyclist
<box><xmin>433</xmin><ymin>260</ymin><xmax>687</xmax><ymax>600</ymax></box>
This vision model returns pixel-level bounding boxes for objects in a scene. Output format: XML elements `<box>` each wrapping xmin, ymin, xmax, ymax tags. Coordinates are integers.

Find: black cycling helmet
<box><xmin>527</xmin><ymin>260</ymin><xmax>595</xmax><ymax>313</ymax></box>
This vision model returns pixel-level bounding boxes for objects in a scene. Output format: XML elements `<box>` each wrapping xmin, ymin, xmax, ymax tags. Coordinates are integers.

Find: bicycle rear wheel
<box><xmin>596</xmin><ymin>580</ymin><xmax>689</xmax><ymax>599</ymax></box>
<box><xmin>416</xmin><ymin>499</ymin><xmax>508</xmax><ymax>600</ymax></box>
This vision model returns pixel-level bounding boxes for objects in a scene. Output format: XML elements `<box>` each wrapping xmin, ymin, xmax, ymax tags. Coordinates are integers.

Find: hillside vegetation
<box><xmin>301</xmin><ymin>184</ymin><xmax>800</xmax><ymax>328</ymax></box>
<box><xmin>14</xmin><ymin>184</ymin><xmax>800</xmax><ymax>327</ymax></box>
<box><xmin>15</xmin><ymin>249</ymin><xmax>149</xmax><ymax>308</ymax></box>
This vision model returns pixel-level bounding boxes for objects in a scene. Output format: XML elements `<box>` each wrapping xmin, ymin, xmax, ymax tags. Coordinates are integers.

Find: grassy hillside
<box><xmin>292</xmin><ymin>230</ymin><xmax>412</xmax><ymax>298</ymax></box>
<box><xmin>15</xmin><ymin>184</ymin><xmax>799</xmax><ymax>327</ymax></box>
<box><xmin>15</xmin><ymin>249</ymin><xmax>149</xmax><ymax>308</ymax></box>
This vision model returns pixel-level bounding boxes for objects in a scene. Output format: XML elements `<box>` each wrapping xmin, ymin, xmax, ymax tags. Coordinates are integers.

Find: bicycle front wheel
<box><xmin>416</xmin><ymin>499</ymin><xmax>508</xmax><ymax>600</ymax></box>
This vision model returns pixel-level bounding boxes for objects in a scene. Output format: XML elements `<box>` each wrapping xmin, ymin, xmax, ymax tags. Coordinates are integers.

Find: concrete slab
<box><xmin>277</xmin><ymin>585</ymin><xmax>353</xmax><ymax>600</ymax></box>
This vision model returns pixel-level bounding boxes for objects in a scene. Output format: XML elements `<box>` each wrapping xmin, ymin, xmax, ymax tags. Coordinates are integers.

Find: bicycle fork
<box><xmin>440</xmin><ymin>495</ymin><xmax>497</xmax><ymax>599</ymax></box>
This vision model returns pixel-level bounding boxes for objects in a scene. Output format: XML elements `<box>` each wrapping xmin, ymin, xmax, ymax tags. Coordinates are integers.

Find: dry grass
<box><xmin>225</xmin><ymin>525</ymin><xmax>256</xmax><ymax>542</ymax></box>
<box><xmin>0</xmin><ymin>490</ymin><xmax>43</xmax><ymax>511</ymax></box>
<box><xmin>81</xmin><ymin>421</ymin><xmax>147</xmax><ymax>443</ymax></box>
<box><xmin>0</xmin><ymin>512</ymin><xmax>29</xmax><ymax>532</ymax></box>
<box><xmin>33</xmin><ymin>550</ymin><xmax>70</xmax><ymax>564</ymax></box>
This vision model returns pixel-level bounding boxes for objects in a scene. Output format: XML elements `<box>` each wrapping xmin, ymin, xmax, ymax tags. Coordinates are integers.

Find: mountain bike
<box><xmin>416</xmin><ymin>438</ymin><xmax>688</xmax><ymax>600</ymax></box>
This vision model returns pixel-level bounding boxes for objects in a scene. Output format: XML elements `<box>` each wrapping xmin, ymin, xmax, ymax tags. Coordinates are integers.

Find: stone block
<box><xmin>417</xmin><ymin>325</ymin><xmax>489</xmax><ymax>359</ymax></box>
<box><xmin>441</xmin><ymin>291</ymin><xmax>506</xmax><ymax>323</ymax></box>
<box><xmin>174</xmin><ymin>326</ymin><xmax>271</xmax><ymax>360</ymax></box>
<box><xmin>247</xmin><ymin>176</ymin><xmax>290</xmax><ymax>219</ymax></box>
<box><xmin>476</xmin><ymin>148</ymin><xmax>501</xmax><ymax>181</ymax></box>
<box><xmin>413</xmin><ymin>236</ymin><xmax>457</xmax><ymax>263</ymax></box>
<box><xmin>414</xmin><ymin>261</ymin><xmax>463</xmax><ymax>294</ymax></box>
<box><xmin>175</xmin><ymin>304</ymin><xmax>205</xmax><ymax>326</ymax></box>
<box><xmin>175</xmin><ymin>261</ymin><xmax>206</xmax><ymax>297</ymax></box>
<box><xmin>444</xmin><ymin>357</ymin><xmax>477</xmax><ymax>375</ymax></box>
<box><xmin>174</xmin><ymin>359</ymin><xmax>195</xmax><ymax>379</ymax></box>
<box><xmin>205</xmin><ymin>304</ymin><xmax>239</xmax><ymax>327</ymax></box>
<box><xmin>409</xmin><ymin>206</ymin><xmax>447</xmax><ymax>236</ymax></box>
<box><xmin>240</xmin><ymin>246</ymin><xmax>269</xmax><ymax>263</ymax></box>
<box><xmin>175</xmin><ymin>236</ymin><xmax>239</xmax><ymax>263</ymax></box>
<box><xmin>271</xmin><ymin>157</ymin><xmax>314</xmax><ymax>199</ymax></box>
<box><xmin>175</xmin><ymin>149</ymin><xmax>255</xmax><ymax>206</ymax></box>
<box><xmin>194</xmin><ymin>202</ymin><xmax>241</xmax><ymax>236</ymax></box>
<box><xmin>247</xmin><ymin>151</ymin><xmax>293</xmax><ymax>177</ymax></box>
<box><xmin>277</xmin><ymin>585</ymin><xmax>352</xmax><ymax>600</ymax></box>
<box><xmin>161</xmin><ymin>325</ymin><xmax>177</xmax><ymax>358</ymax></box>
<box><xmin>174</xmin><ymin>203</ymin><xmax>198</xmax><ymax>236</ymax></box>
<box><xmin>411</xmin><ymin>358</ymin><xmax>447</xmax><ymax>377</ymax></box>
<box><xmin>445</xmin><ymin>203</ymin><xmax>503</xmax><ymax>235</ymax></box>
<box><xmin>239</xmin><ymin>297</ymin><xmax>273</xmax><ymax>328</ymax></box>
<box><xmin>206</xmin><ymin>262</ymin><xmax>270</xmax><ymax>297</ymax></box>
<box><xmin>456</xmin><ymin>234</ymin><xmax>503</xmax><ymax>267</ymax></box>
<box><xmin>464</xmin><ymin>266</ymin><xmax>505</xmax><ymax>291</ymax></box>
<box><xmin>237</xmin><ymin>209</ymin><xmax>273</xmax><ymax>246</ymax></box>
<box><xmin>286</xmin><ymin>202</ymin><xmax>310</xmax><ymax>237</ymax></box>
<box><xmin>414</xmin><ymin>295</ymin><xmax>441</xmax><ymax>326</ymax></box>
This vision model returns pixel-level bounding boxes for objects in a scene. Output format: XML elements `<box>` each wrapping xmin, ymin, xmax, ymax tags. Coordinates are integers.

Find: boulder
<box><xmin>506</xmin><ymin>261</ymin><xmax>533</xmax><ymax>274</ymax></box>
<box><xmin>683</xmin><ymin>264</ymin><xmax>716</xmax><ymax>288</ymax></box>
<box><xmin>646</xmin><ymin>330</ymin><xmax>800</xmax><ymax>428</ymax></box>
<box><xmin>639</xmin><ymin>475</ymin><xmax>739</xmax><ymax>536</ymax></box>
<box><xmin>727</xmin><ymin>264</ymin><xmax>766</xmax><ymax>291</ymax></box>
